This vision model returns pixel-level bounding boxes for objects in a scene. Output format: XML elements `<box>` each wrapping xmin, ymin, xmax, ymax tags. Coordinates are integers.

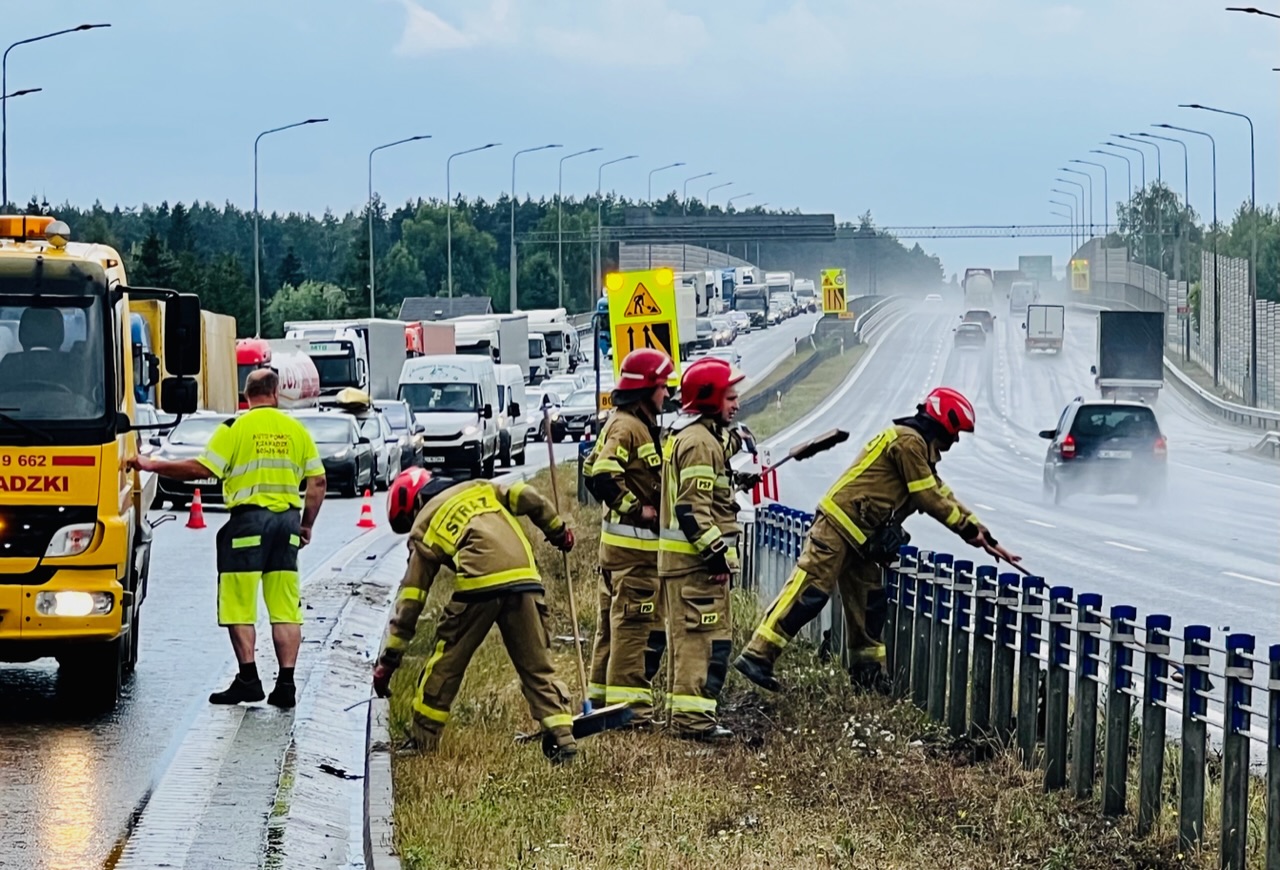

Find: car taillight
<box><xmin>1154</xmin><ymin>435</ymin><xmax>1167</xmax><ymax>459</ymax></box>
<box><xmin>1060</xmin><ymin>434</ymin><xmax>1076</xmax><ymax>459</ymax></box>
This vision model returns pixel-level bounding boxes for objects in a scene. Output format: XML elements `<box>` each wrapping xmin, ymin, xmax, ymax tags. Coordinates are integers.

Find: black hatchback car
<box><xmin>1040</xmin><ymin>398</ymin><xmax>1167</xmax><ymax>505</ymax></box>
<box><xmin>953</xmin><ymin>322</ymin><xmax>987</xmax><ymax>349</ymax></box>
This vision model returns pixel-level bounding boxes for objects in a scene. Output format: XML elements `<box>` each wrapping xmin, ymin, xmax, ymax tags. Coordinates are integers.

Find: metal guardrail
<box><xmin>1254</xmin><ymin>431</ymin><xmax>1280</xmax><ymax>460</ymax></box>
<box><xmin>749</xmin><ymin>502</ymin><xmax>1280</xmax><ymax>870</ymax></box>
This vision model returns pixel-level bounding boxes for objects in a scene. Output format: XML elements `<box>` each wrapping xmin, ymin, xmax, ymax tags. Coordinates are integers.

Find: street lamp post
<box><xmin>1226</xmin><ymin>6</ymin><xmax>1280</xmax><ymax>18</ymax></box>
<box><xmin>706</xmin><ymin>181</ymin><xmax>734</xmax><ymax>208</ymax></box>
<box><xmin>596</xmin><ymin>155</ymin><xmax>638</xmax><ymax>300</ymax></box>
<box><xmin>1122</xmin><ymin>134</ymin><xmax>1165</xmax><ymax>289</ymax></box>
<box><xmin>510</xmin><ymin>144</ymin><xmax>562</xmax><ymax>312</ymax></box>
<box><xmin>726</xmin><ymin>192</ymin><xmax>755</xmax><ymax>211</ymax></box>
<box><xmin>558</xmin><ymin>147</ymin><xmax>601</xmax><ymax>308</ymax></box>
<box><xmin>1070</xmin><ymin>160</ymin><xmax>1109</xmax><ymax>235</ymax></box>
<box><xmin>1051</xmin><ymin>188</ymin><xmax>1080</xmax><ymax>248</ymax></box>
<box><xmin>3</xmin><ymin>24</ymin><xmax>110</xmax><ymax>208</ymax></box>
<box><xmin>1157</xmin><ymin>123</ymin><xmax>1219</xmax><ymax>385</ymax></box>
<box><xmin>0</xmin><ymin>88</ymin><xmax>41</xmax><ymax>100</ymax></box>
<box><xmin>1105</xmin><ymin>140</ymin><xmax>1149</xmax><ymax>295</ymax></box>
<box><xmin>254</xmin><ymin>118</ymin><xmax>328</xmax><ymax>338</ymax></box>
<box><xmin>682</xmin><ymin>171</ymin><xmax>714</xmax><ymax>216</ymax></box>
<box><xmin>1182</xmin><ymin>103</ymin><xmax>1259</xmax><ymax>405</ymax></box>
<box><xmin>647</xmin><ymin>161</ymin><xmax>685</xmax><ymax>204</ymax></box>
<box><xmin>1138</xmin><ymin>131</ymin><xmax>1192</xmax><ymax>362</ymax></box>
<box><xmin>368</xmin><ymin>135</ymin><xmax>431</xmax><ymax>316</ymax></box>
<box><xmin>1055</xmin><ymin>179</ymin><xmax>1086</xmax><ymax>244</ymax></box>
<box><xmin>1050</xmin><ymin>199</ymin><xmax>1077</xmax><ymax>250</ymax></box>
<box><xmin>447</xmin><ymin>143</ymin><xmax>500</xmax><ymax>299</ymax></box>
<box><xmin>1060</xmin><ymin>168</ymin><xmax>1094</xmax><ymax>237</ymax></box>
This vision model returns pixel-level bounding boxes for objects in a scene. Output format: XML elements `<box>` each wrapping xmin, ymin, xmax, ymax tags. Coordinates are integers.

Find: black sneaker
<box><xmin>733</xmin><ymin>654</ymin><xmax>781</xmax><ymax>692</ymax></box>
<box><xmin>268</xmin><ymin>682</ymin><xmax>296</xmax><ymax>709</ymax></box>
<box><xmin>209</xmin><ymin>676</ymin><xmax>265</xmax><ymax>705</ymax></box>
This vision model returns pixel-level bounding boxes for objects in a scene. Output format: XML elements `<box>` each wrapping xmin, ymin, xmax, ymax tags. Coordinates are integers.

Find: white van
<box><xmin>495</xmin><ymin>364</ymin><xmax>530</xmax><ymax>467</ymax></box>
<box><xmin>398</xmin><ymin>354</ymin><xmax>501</xmax><ymax>478</ymax></box>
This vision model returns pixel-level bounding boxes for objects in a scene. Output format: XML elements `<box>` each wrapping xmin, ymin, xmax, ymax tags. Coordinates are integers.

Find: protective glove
<box><xmin>635</xmin><ymin>505</ymin><xmax>659</xmax><ymax>531</ymax></box>
<box><xmin>372</xmin><ymin>662</ymin><xmax>396</xmax><ymax>698</ymax></box>
<box><xmin>547</xmin><ymin>525</ymin><xmax>575</xmax><ymax>553</ymax></box>
<box><xmin>705</xmin><ymin>541</ymin><xmax>732</xmax><ymax>583</ymax></box>
<box><xmin>733</xmin><ymin>470</ymin><xmax>763</xmax><ymax>492</ymax></box>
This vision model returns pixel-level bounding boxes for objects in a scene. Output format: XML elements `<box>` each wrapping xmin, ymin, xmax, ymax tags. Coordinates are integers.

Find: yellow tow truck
<box><xmin>0</xmin><ymin>214</ymin><xmax>202</xmax><ymax>712</ymax></box>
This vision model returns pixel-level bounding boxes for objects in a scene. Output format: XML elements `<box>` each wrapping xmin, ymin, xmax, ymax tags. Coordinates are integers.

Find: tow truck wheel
<box><xmin>59</xmin><ymin>638</ymin><xmax>124</xmax><ymax>714</ymax></box>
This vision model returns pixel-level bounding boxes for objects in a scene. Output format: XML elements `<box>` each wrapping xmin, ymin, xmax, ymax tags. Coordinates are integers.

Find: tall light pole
<box><xmin>0</xmin><ymin>88</ymin><xmax>41</xmax><ymax>100</ymax></box>
<box><xmin>596</xmin><ymin>155</ymin><xmax>638</xmax><ymax>299</ymax></box>
<box><xmin>726</xmin><ymin>192</ymin><xmax>755</xmax><ymax>211</ymax></box>
<box><xmin>1138</xmin><ymin>131</ymin><xmax>1192</xmax><ymax>362</ymax></box>
<box><xmin>1070</xmin><ymin>160</ymin><xmax>1109</xmax><ymax>235</ymax></box>
<box><xmin>1123</xmin><ymin>134</ymin><xmax>1166</xmax><ymax>295</ymax></box>
<box><xmin>254</xmin><ymin>118</ymin><xmax>328</xmax><ymax>338</ymax></box>
<box><xmin>1158</xmin><ymin>123</ymin><xmax>1219</xmax><ymax>385</ymax></box>
<box><xmin>1183</xmin><ymin>103</ymin><xmax>1259</xmax><ymax>405</ymax></box>
<box><xmin>1051</xmin><ymin>188</ymin><xmax>1080</xmax><ymax>248</ymax></box>
<box><xmin>558</xmin><ymin>147</ymin><xmax>601</xmax><ymax>308</ymax></box>
<box><xmin>706</xmin><ymin>181</ymin><xmax>734</xmax><ymax>208</ymax></box>
<box><xmin>1055</xmin><ymin>179</ymin><xmax>1086</xmax><ymax>244</ymax></box>
<box><xmin>1050</xmin><ymin>199</ymin><xmax>1077</xmax><ymax>250</ymax></box>
<box><xmin>447</xmin><ymin>143</ymin><xmax>500</xmax><ymax>299</ymax></box>
<box><xmin>647</xmin><ymin>161</ymin><xmax>685</xmax><ymax>203</ymax></box>
<box><xmin>1105</xmin><ymin>140</ymin><xmax>1149</xmax><ymax>292</ymax></box>
<box><xmin>1226</xmin><ymin>6</ymin><xmax>1280</xmax><ymax>18</ymax></box>
<box><xmin>3</xmin><ymin>24</ymin><xmax>109</xmax><ymax>208</ymax></box>
<box><xmin>509</xmin><ymin>144</ymin><xmax>562</xmax><ymax>312</ymax></box>
<box><xmin>682</xmin><ymin>171</ymin><xmax>714</xmax><ymax>216</ymax></box>
<box><xmin>1060</xmin><ymin>168</ymin><xmax>1094</xmax><ymax>237</ymax></box>
<box><xmin>368</xmin><ymin>135</ymin><xmax>431</xmax><ymax>316</ymax></box>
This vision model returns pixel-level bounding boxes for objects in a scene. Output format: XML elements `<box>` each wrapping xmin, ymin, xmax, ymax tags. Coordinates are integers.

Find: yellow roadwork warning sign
<box><xmin>821</xmin><ymin>268</ymin><xmax>847</xmax><ymax>313</ymax></box>
<box><xmin>605</xmin><ymin>268</ymin><xmax>682</xmax><ymax>383</ymax></box>
<box><xmin>1070</xmin><ymin>259</ymin><xmax>1090</xmax><ymax>294</ymax></box>
<box><xmin>623</xmin><ymin>282</ymin><xmax>663</xmax><ymax>317</ymax></box>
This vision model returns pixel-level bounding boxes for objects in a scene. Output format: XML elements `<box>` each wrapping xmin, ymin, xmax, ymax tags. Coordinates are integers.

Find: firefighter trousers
<box><xmin>587</xmin><ymin>569</ymin><xmax>614</xmax><ymax>707</ymax></box>
<box><xmin>743</xmin><ymin>514</ymin><xmax>888</xmax><ymax>668</ymax></box>
<box><xmin>664</xmin><ymin>570</ymin><xmax>732</xmax><ymax>735</ymax></box>
<box><xmin>603</xmin><ymin>563</ymin><xmax>666</xmax><ymax>722</ymax></box>
<box><xmin>411</xmin><ymin>590</ymin><xmax>575</xmax><ymax>749</ymax></box>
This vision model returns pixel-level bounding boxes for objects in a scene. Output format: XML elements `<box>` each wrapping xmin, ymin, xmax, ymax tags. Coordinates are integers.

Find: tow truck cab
<box><xmin>0</xmin><ymin>215</ymin><xmax>202</xmax><ymax>712</ymax></box>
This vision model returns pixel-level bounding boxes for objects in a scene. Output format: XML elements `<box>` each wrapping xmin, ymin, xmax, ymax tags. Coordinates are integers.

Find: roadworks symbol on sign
<box><xmin>614</xmin><ymin>321</ymin><xmax>674</xmax><ymax>359</ymax></box>
<box><xmin>624</xmin><ymin>282</ymin><xmax>663</xmax><ymax>317</ymax></box>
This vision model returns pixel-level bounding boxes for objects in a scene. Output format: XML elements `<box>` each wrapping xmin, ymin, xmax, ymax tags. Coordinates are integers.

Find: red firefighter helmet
<box><xmin>387</xmin><ymin>467</ymin><xmax>454</xmax><ymax>534</ymax></box>
<box><xmin>679</xmin><ymin>356</ymin><xmax>746</xmax><ymax>415</ymax></box>
<box><xmin>922</xmin><ymin>387</ymin><xmax>976</xmax><ymax>437</ymax></box>
<box><xmin>616</xmin><ymin>348</ymin><xmax>674</xmax><ymax>391</ymax></box>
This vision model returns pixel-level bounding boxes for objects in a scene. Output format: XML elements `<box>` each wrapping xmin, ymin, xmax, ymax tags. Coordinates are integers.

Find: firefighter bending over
<box><xmin>735</xmin><ymin>387</ymin><xmax>1017</xmax><ymax>694</ymax></box>
<box><xmin>372</xmin><ymin>468</ymin><xmax>578</xmax><ymax>764</ymax></box>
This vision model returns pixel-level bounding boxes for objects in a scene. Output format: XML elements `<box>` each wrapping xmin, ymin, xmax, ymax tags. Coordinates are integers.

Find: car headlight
<box><xmin>462</xmin><ymin>423</ymin><xmax>480</xmax><ymax>436</ymax></box>
<box><xmin>550</xmin><ymin>412</ymin><xmax>561</xmax><ymax>421</ymax></box>
<box><xmin>332</xmin><ymin>449</ymin><xmax>351</xmax><ymax>460</ymax></box>
<box><xmin>35</xmin><ymin>590</ymin><xmax>114</xmax><ymax>617</ymax></box>
<box><xmin>46</xmin><ymin>523</ymin><xmax>97</xmax><ymax>558</ymax></box>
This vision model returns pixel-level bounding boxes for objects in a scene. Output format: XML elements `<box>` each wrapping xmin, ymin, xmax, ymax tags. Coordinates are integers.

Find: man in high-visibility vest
<box><xmin>129</xmin><ymin>368</ymin><xmax>327</xmax><ymax>708</ymax></box>
<box><xmin>735</xmin><ymin>387</ymin><xmax>1017</xmax><ymax>694</ymax></box>
<box><xmin>658</xmin><ymin>357</ymin><xmax>746</xmax><ymax>742</ymax></box>
<box><xmin>582</xmin><ymin>348</ymin><xmax>673</xmax><ymax>725</ymax></box>
<box><xmin>371</xmin><ymin>468</ymin><xmax>578</xmax><ymax>763</ymax></box>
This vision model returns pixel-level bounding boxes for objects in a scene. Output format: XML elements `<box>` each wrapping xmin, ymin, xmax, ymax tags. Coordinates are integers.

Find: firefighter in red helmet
<box><xmin>658</xmin><ymin>356</ymin><xmax>746</xmax><ymax>742</ymax></box>
<box><xmin>736</xmin><ymin>387</ymin><xmax>1019</xmax><ymax>695</ymax></box>
<box><xmin>581</xmin><ymin>348</ymin><xmax>674</xmax><ymax>726</ymax></box>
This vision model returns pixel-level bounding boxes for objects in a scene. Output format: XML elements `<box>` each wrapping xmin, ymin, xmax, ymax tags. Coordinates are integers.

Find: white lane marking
<box><xmin>974</xmin><ymin>503</ymin><xmax>995</xmax><ymax>511</ymax></box>
<box><xmin>1025</xmin><ymin>519</ymin><xmax>1056</xmax><ymax>528</ymax></box>
<box><xmin>1105</xmin><ymin>540</ymin><xmax>1148</xmax><ymax>552</ymax></box>
<box><xmin>1222</xmin><ymin>570</ymin><xmax>1280</xmax><ymax>588</ymax></box>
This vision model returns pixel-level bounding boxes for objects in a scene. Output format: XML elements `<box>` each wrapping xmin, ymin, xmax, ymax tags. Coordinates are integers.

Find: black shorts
<box><xmin>214</xmin><ymin>507</ymin><xmax>303</xmax><ymax>625</ymax></box>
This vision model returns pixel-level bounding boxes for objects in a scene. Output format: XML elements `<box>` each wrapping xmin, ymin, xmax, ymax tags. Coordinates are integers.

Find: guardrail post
<box><xmin>892</xmin><ymin>547</ymin><xmax>918</xmax><ymax>700</ymax></box>
<box><xmin>1071</xmin><ymin>593</ymin><xmax>1103</xmax><ymax>799</ymax></box>
<box><xmin>970</xmin><ymin>566</ymin><xmax>997</xmax><ymax>737</ymax></box>
<box><xmin>928</xmin><ymin>554</ymin><xmax>953</xmax><ymax>722</ymax></box>
<box><xmin>1137</xmin><ymin>614</ymin><xmax>1172</xmax><ymax>837</ymax></box>
<box><xmin>1043</xmin><ymin>586</ymin><xmax>1072</xmax><ymax>791</ymax></box>
<box><xmin>1178</xmin><ymin>625</ymin><xmax>1211</xmax><ymax>850</ymax></box>
<box><xmin>948</xmin><ymin>560</ymin><xmax>975</xmax><ymax>738</ymax></box>
<box><xmin>1016</xmin><ymin>576</ymin><xmax>1045</xmax><ymax>769</ymax></box>
<box><xmin>1102</xmin><ymin>605</ymin><xmax>1137</xmax><ymax>817</ymax></box>
<box><xmin>883</xmin><ymin>555</ymin><xmax>900</xmax><ymax>677</ymax></box>
<box><xmin>1267</xmin><ymin>644</ymin><xmax>1280</xmax><ymax>870</ymax></box>
<box><xmin>911</xmin><ymin>551</ymin><xmax>935</xmax><ymax>710</ymax></box>
<box><xmin>1221</xmin><ymin>633</ymin><xmax>1255</xmax><ymax>870</ymax></box>
<box><xmin>991</xmin><ymin>573</ymin><xmax>1019</xmax><ymax>744</ymax></box>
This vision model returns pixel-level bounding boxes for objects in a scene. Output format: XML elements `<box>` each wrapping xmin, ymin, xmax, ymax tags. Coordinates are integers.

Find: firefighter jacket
<box><xmin>376</xmin><ymin>479</ymin><xmax>566</xmax><ymax>668</ymax></box>
<box><xmin>658</xmin><ymin>416</ymin><xmax>741</xmax><ymax>578</ymax></box>
<box><xmin>583</xmin><ymin>405</ymin><xmax>663</xmax><ymax>570</ymax></box>
<box><xmin>817</xmin><ymin>424</ymin><xmax>980</xmax><ymax>551</ymax></box>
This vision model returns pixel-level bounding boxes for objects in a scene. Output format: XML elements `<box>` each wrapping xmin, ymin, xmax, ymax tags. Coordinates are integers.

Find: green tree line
<box><xmin>15</xmin><ymin>193</ymin><xmax>947</xmax><ymax>336</ymax></box>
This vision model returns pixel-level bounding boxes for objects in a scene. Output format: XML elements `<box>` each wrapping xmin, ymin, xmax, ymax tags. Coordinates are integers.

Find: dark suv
<box><xmin>1040</xmin><ymin>398</ymin><xmax>1167</xmax><ymax>505</ymax></box>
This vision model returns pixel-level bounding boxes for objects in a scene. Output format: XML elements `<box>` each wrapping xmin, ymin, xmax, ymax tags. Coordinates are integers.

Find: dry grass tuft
<box><xmin>387</xmin><ymin>466</ymin><xmax>1202</xmax><ymax>870</ymax></box>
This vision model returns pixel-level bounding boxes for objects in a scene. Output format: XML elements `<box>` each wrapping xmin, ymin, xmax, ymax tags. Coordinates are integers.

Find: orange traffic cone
<box><xmin>187</xmin><ymin>488</ymin><xmax>207</xmax><ymax>529</ymax></box>
<box><xmin>356</xmin><ymin>489</ymin><xmax>377</xmax><ymax>529</ymax></box>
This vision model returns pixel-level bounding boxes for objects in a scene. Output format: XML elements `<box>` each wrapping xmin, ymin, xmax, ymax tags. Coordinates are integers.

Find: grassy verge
<box><xmin>740</xmin><ymin>337</ymin><xmax>818</xmax><ymax>401</ymax></box>
<box><xmin>388</xmin><ymin>467</ymin><xmax>1198</xmax><ymax>870</ymax></box>
<box><xmin>741</xmin><ymin>342</ymin><xmax>867</xmax><ymax>440</ymax></box>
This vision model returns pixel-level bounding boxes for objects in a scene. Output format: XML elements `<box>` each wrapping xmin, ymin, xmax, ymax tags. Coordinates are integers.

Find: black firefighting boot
<box><xmin>849</xmin><ymin>662</ymin><xmax>892</xmax><ymax>696</ymax></box>
<box><xmin>541</xmin><ymin>727</ymin><xmax>578</xmax><ymax>766</ymax></box>
<box><xmin>209</xmin><ymin>675</ymin><xmax>266</xmax><ymax>705</ymax></box>
<box><xmin>676</xmin><ymin>724</ymin><xmax>734</xmax><ymax>744</ymax></box>
<box><xmin>733</xmin><ymin>653</ymin><xmax>781</xmax><ymax>693</ymax></box>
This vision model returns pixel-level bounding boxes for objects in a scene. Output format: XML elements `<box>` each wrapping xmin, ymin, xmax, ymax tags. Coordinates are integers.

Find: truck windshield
<box><xmin>737</xmin><ymin>295</ymin><xmax>766</xmax><ymax>311</ymax></box>
<box><xmin>529</xmin><ymin>339</ymin><xmax>544</xmax><ymax>358</ymax></box>
<box><xmin>312</xmin><ymin>354</ymin><xmax>357</xmax><ymax>389</ymax></box>
<box><xmin>542</xmin><ymin>332</ymin><xmax>564</xmax><ymax>353</ymax></box>
<box><xmin>401</xmin><ymin>382</ymin><xmax>480</xmax><ymax>413</ymax></box>
<box><xmin>0</xmin><ymin>299</ymin><xmax>106</xmax><ymax>421</ymax></box>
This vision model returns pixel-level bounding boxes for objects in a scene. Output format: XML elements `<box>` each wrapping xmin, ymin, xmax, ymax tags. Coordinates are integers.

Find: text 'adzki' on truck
<box><xmin>0</xmin><ymin>214</ymin><xmax>203</xmax><ymax>712</ymax></box>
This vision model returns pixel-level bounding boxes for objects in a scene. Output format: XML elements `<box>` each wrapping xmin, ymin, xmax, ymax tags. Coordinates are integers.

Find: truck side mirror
<box><xmin>482</xmin><ymin>404</ymin><xmax>494</xmax><ymax>420</ymax></box>
<box><xmin>164</xmin><ymin>293</ymin><xmax>203</xmax><ymax>376</ymax></box>
<box><xmin>1038</xmin><ymin>429</ymin><xmax>1056</xmax><ymax>440</ymax></box>
<box><xmin>149</xmin><ymin>436</ymin><xmax>162</xmax><ymax>447</ymax></box>
<box><xmin>509</xmin><ymin>402</ymin><xmax>521</xmax><ymax>418</ymax></box>
<box><xmin>1089</xmin><ymin>365</ymin><xmax>1097</xmax><ymax>375</ymax></box>
<box><xmin>357</xmin><ymin>436</ymin><xmax>371</xmax><ymax>445</ymax></box>
<box><xmin>144</xmin><ymin>353</ymin><xmax>160</xmax><ymax>388</ymax></box>
<box><xmin>413</xmin><ymin>422</ymin><xmax>425</xmax><ymax>434</ymax></box>
<box><xmin>159</xmin><ymin>376</ymin><xmax>199</xmax><ymax>415</ymax></box>
<box><xmin>1021</xmin><ymin>323</ymin><xmax>1027</xmax><ymax>330</ymax></box>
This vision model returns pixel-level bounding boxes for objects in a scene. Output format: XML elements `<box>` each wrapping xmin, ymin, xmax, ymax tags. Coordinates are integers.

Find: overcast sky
<box><xmin>5</xmin><ymin>0</ymin><xmax>1276</xmax><ymax>275</ymax></box>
